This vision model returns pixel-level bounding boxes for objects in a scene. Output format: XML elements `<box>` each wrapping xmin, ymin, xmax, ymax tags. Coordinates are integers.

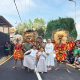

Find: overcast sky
<box><xmin>0</xmin><ymin>0</ymin><xmax>80</xmax><ymax>34</ymax></box>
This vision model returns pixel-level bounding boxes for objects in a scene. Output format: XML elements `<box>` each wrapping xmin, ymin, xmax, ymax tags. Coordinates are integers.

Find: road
<box><xmin>41</xmin><ymin>64</ymin><xmax>80</xmax><ymax>80</ymax></box>
<box><xmin>0</xmin><ymin>59</ymin><xmax>38</xmax><ymax>80</ymax></box>
<box><xmin>0</xmin><ymin>58</ymin><xmax>80</xmax><ymax>80</ymax></box>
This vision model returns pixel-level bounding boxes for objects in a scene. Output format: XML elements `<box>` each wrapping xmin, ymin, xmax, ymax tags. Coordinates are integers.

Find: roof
<box><xmin>0</xmin><ymin>16</ymin><xmax>13</xmax><ymax>27</ymax></box>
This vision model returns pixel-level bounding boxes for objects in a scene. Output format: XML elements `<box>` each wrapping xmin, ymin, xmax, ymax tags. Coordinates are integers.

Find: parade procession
<box><xmin>0</xmin><ymin>26</ymin><xmax>80</xmax><ymax>80</ymax></box>
<box><xmin>9</xmin><ymin>29</ymin><xmax>79</xmax><ymax>72</ymax></box>
<box><xmin>0</xmin><ymin>0</ymin><xmax>80</xmax><ymax>80</ymax></box>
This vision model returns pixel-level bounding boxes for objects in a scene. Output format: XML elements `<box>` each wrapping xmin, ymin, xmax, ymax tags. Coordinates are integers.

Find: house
<box><xmin>0</xmin><ymin>16</ymin><xmax>13</xmax><ymax>33</ymax></box>
<box><xmin>0</xmin><ymin>16</ymin><xmax>13</xmax><ymax>55</ymax></box>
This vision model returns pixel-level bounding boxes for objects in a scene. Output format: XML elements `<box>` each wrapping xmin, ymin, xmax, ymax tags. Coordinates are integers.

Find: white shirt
<box><xmin>45</xmin><ymin>43</ymin><xmax>54</xmax><ymax>53</ymax></box>
<box><xmin>37</xmin><ymin>51</ymin><xmax>47</xmax><ymax>59</ymax></box>
<box><xmin>25</xmin><ymin>49</ymin><xmax>38</xmax><ymax>57</ymax></box>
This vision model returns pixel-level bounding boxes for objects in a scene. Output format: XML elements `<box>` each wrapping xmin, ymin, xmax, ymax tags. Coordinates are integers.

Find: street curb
<box><xmin>0</xmin><ymin>55</ymin><xmax>13</xmax><ymax>66</ymax></box>
<box><xmin>67</xmin><ymin>63</ymin><xmax>80</xmax><ymax>71</ymax></box>
<box><xmin>67</xmin><ymin>63</ymin><xmax>75</xmax><ymax>68</ymax></box>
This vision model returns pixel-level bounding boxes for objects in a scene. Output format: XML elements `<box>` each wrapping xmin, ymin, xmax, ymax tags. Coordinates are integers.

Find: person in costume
<box><xmin>54</xmin><ymin>30</ymin><xmax>70</xmax><ymax>72</ymax></box>
<box><xmin>23</xmin><ymin>45</ymin><xmax>38</xmax><ymax>70</ymax></box>
<box><xmin>55</xmin><ymin>43</ymin><xmax>67</xmax><ymax>63</ymax></box>
<box><xmin>55</xmin><ymin>43</ymin><xmax>69</xmax><ymax>71</ymax></box>
<box><xmin>67</xmin><ymin>38</ymin><xmax>75</xmax><ymax>64</ymax></box>
<box><xmin>45</xmin><ymin>39</ymin><xmax>56</xmax><ymax>71</ymax></box>
<box><xmin>23</xmin><ymin>38</ymin><xmax>32</xmax><ymax>52</ymax></box>
<box><xmin>36</xmin><ymin>36</ymin><xmax>43</xmax><ymax>50</ymax></box>
<box><xmin>36</xmin><ymin>47</ymin><xmax>47</xmax><ymax>73</ymax></box>
<box><xmin>13</xmin><ymin>38</ymin><xmax>24</xmax><ymax>69</ymax></box>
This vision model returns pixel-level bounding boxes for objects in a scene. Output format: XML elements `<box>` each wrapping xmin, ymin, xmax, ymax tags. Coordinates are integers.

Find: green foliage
<box><xmin>16</xmin><ymin>23</ymin><xmax>27</xmax><ymax>35</ymax></box>
<box><xmin>16</xmin><ymin>18</ymin><xmax>47</xmax><ymax>36</ymax></box>
<box><xmin>45</xmin><ymin>17</ymin><xmax>77</xmax><ymax>39</ymax></box>
<box><xmin>37</xmin><ymin>28</ymin><xmax>45</xmax><ymax>38</ymax></box>
<box><xmin>33</xmin><ymin>18</ymin><xmax>46</xmax><ymax>30</ymax></box>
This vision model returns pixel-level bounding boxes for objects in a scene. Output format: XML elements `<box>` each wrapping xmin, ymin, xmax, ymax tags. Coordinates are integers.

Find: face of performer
<box><xmin>47</xmin><ymin>39</ymin><xmax>51</xmax><ymax>43</ymax></box>
<box><xmin>33</xmin><ymin>45</ymin><xmax>36</xmax><ymax>50</ymax></box>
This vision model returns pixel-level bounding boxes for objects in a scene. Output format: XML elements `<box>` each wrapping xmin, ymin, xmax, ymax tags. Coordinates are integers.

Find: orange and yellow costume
<box><xmin>53</xmin><ymin>30</ymin><xmax>69</xmax><ymax>62</ymax></box>
<box><xmin>67</xmin><ymin>41</ymin><xmax>75</xmax><ymax>51</ymax></box>
<box><xmin>55</xmin><ymin>43</ymin><xmax>67</xmax><ymax>62</ymax></box>
<box><xmin>13</xmin><ymin>43</ymin><xmax>24</xmax><ymax>60</ymax></box>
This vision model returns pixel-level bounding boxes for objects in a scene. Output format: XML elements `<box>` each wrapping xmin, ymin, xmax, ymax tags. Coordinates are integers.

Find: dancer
<box><xmin>54</xmin><ymin>30</ymin><xmax>70</xmax><ymax>72</ymax></box>
<box><xmin>13</xmin><ymin>38</ymin><xmax>24</xmax><ymax>69</ymax></box>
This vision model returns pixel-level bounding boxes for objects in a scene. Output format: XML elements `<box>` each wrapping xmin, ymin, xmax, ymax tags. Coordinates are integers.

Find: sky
<box><xmin>0</xmin><ymin>0</ymin><xmax>80</xmax><ymax>35</ymax></box>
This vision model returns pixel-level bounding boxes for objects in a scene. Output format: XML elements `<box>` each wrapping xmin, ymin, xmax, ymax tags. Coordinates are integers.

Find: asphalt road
<box><xmin>41</xmin><ymin>64</ymin><xmax>80</xmax><ymax>80</ymax></box>
<box><xmin>0</xmin><ymin>59</ymin><xmax>38</xmax><ymax>80</ymax></box>
<box><xmin>0</xmin><ymin>59</ymin><xmax>80</xmax><ymax>80</ymax></box>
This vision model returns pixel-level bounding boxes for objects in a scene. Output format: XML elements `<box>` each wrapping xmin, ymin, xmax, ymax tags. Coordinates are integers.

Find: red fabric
<box><xmin>13</xmin><ymin>43</ymin><xmax>24</xmax><ymax>60</ymax></box>
<box><xmin>13</xmin><ymin>50</ymin><xmax>24</xmax><ymax>60</ymax></box>
<box><xmin>67</xmin><ymin>42</ymin><xmax>75</xmax><ymax>51</ymax></box>
<box><xmin>56</xmin><ymin>53</ymin><xmax>67</xmax><ymax>62</ymax></box>
<box><xmin>15</xmin><ymin>43</ymin><xmax>23</xmax><ymax>50</ymax></box>
<box><xmin>54</xmin><ymin>43</ymin><xmax>67</xmax><ymax>62</ymax></box>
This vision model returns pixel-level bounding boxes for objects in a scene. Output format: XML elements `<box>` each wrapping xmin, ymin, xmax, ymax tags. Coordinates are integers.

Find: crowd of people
<box><xmin>13</xmin><ymin>39</ymin><xmax>56</xmax><ymax>73</ymax></box>
<box><xmin>10</xmin><ymin>37</ymin><xmax>80</xmax><ymax>73</ymax></box>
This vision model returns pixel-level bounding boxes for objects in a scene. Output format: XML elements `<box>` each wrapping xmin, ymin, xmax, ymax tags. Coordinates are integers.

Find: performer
<box><xmin>36</xmin><ymin>47</ymin><xmax>47</xmax><ymax>73</ymax></box>
<box><xmin>54</xmin><ymin>30</ymin><xmax>70</xmax><ymax>72</ymax></box>
<box><xmin>23</xmin><ymin>38</ymin><xmax>32</xmax><ymax>52</ymax></box>
<box><xmin>23</xmin><ymin>45</ymin><xmax>38</xmax><ymax>70</ymax></box>
<box><xmin>55</xmin><ymin>43</ymin><xmax>67</xmax><ymax>63</ymax></box>
<box><xmin>45</xmin><ymin>39</ymin><xmax>56</xmax><ymax>71</ymax></box>
<box><xmin>67</xmin><ymin>40</ymin><xmax>75</xmax><ymax>64</ymax></box>
<box><xmin>36</xmin><ymin>36</ymin><xmax>43</xmax><ymax>50</ymax></box>
<box><xmin>13</xmin><ymin>38</ymin><xmax>24</xmax><ymax>69</ymax></box>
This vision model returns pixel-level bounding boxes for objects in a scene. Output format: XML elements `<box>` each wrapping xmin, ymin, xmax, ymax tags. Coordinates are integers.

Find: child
<box><xmin>36</xmin><ymin>47</ymin><xmax>47</xmax><ymax>73</ymax></box>
<box><xmin>23</xmin><ymin>45</ymin><xmax>38</xmax><ymax>70</ymax></box>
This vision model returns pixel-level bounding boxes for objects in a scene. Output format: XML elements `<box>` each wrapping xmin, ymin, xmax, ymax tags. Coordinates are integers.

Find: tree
<box><xmin>27</xmin><ymin>19</ymin><xmax>33</xmax><ymax>30</ymax></box>
<box><xmin>16</xmin><ymin>18</ymin><xmax>47</xmax><ymax>37</ymax></box>
<box><xmin>16</xmin><ymin>23</ymin><xmax>27</xmax><ymax>35</ymax></box>
<box><xmin>33</xmin><ymin>18</ymin><xmax>46</xmax><ymax>37</ymax></box>
<box><xmin>37</xmin><ymin>28</ymin><xmax>44</xmax><ymax>37</ymax></box>
<box><xmin>45</xmin><ymin>17</ymin><xmax>77</xmax><ymax>39</ymax></box>
<box><xmin>33</xmin><ymin>18</ymin><xmax>46</xmax><ymax>30</ymax></box>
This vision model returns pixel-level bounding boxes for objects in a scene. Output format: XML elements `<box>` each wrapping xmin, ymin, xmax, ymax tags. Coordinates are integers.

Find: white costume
<box><xmin>45</xmin><ymin>43</ymin><xmax>56</xmax><ymax>66</ymax></box>
<box><xmin>36</xmin><ymin>51</ymin><xmax>47</xmax><ymax>72</ymax></box>
<box><xmin>23</xmin><ymin>49</ymin><xmax>38</xmax><ymax>70</ymax></box>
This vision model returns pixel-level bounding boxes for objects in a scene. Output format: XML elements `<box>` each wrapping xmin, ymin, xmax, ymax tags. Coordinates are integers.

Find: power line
<box><xmin>13</xmin><ymin>0</ymin><xmax>22</xmax><ymax>23</ymax></box>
